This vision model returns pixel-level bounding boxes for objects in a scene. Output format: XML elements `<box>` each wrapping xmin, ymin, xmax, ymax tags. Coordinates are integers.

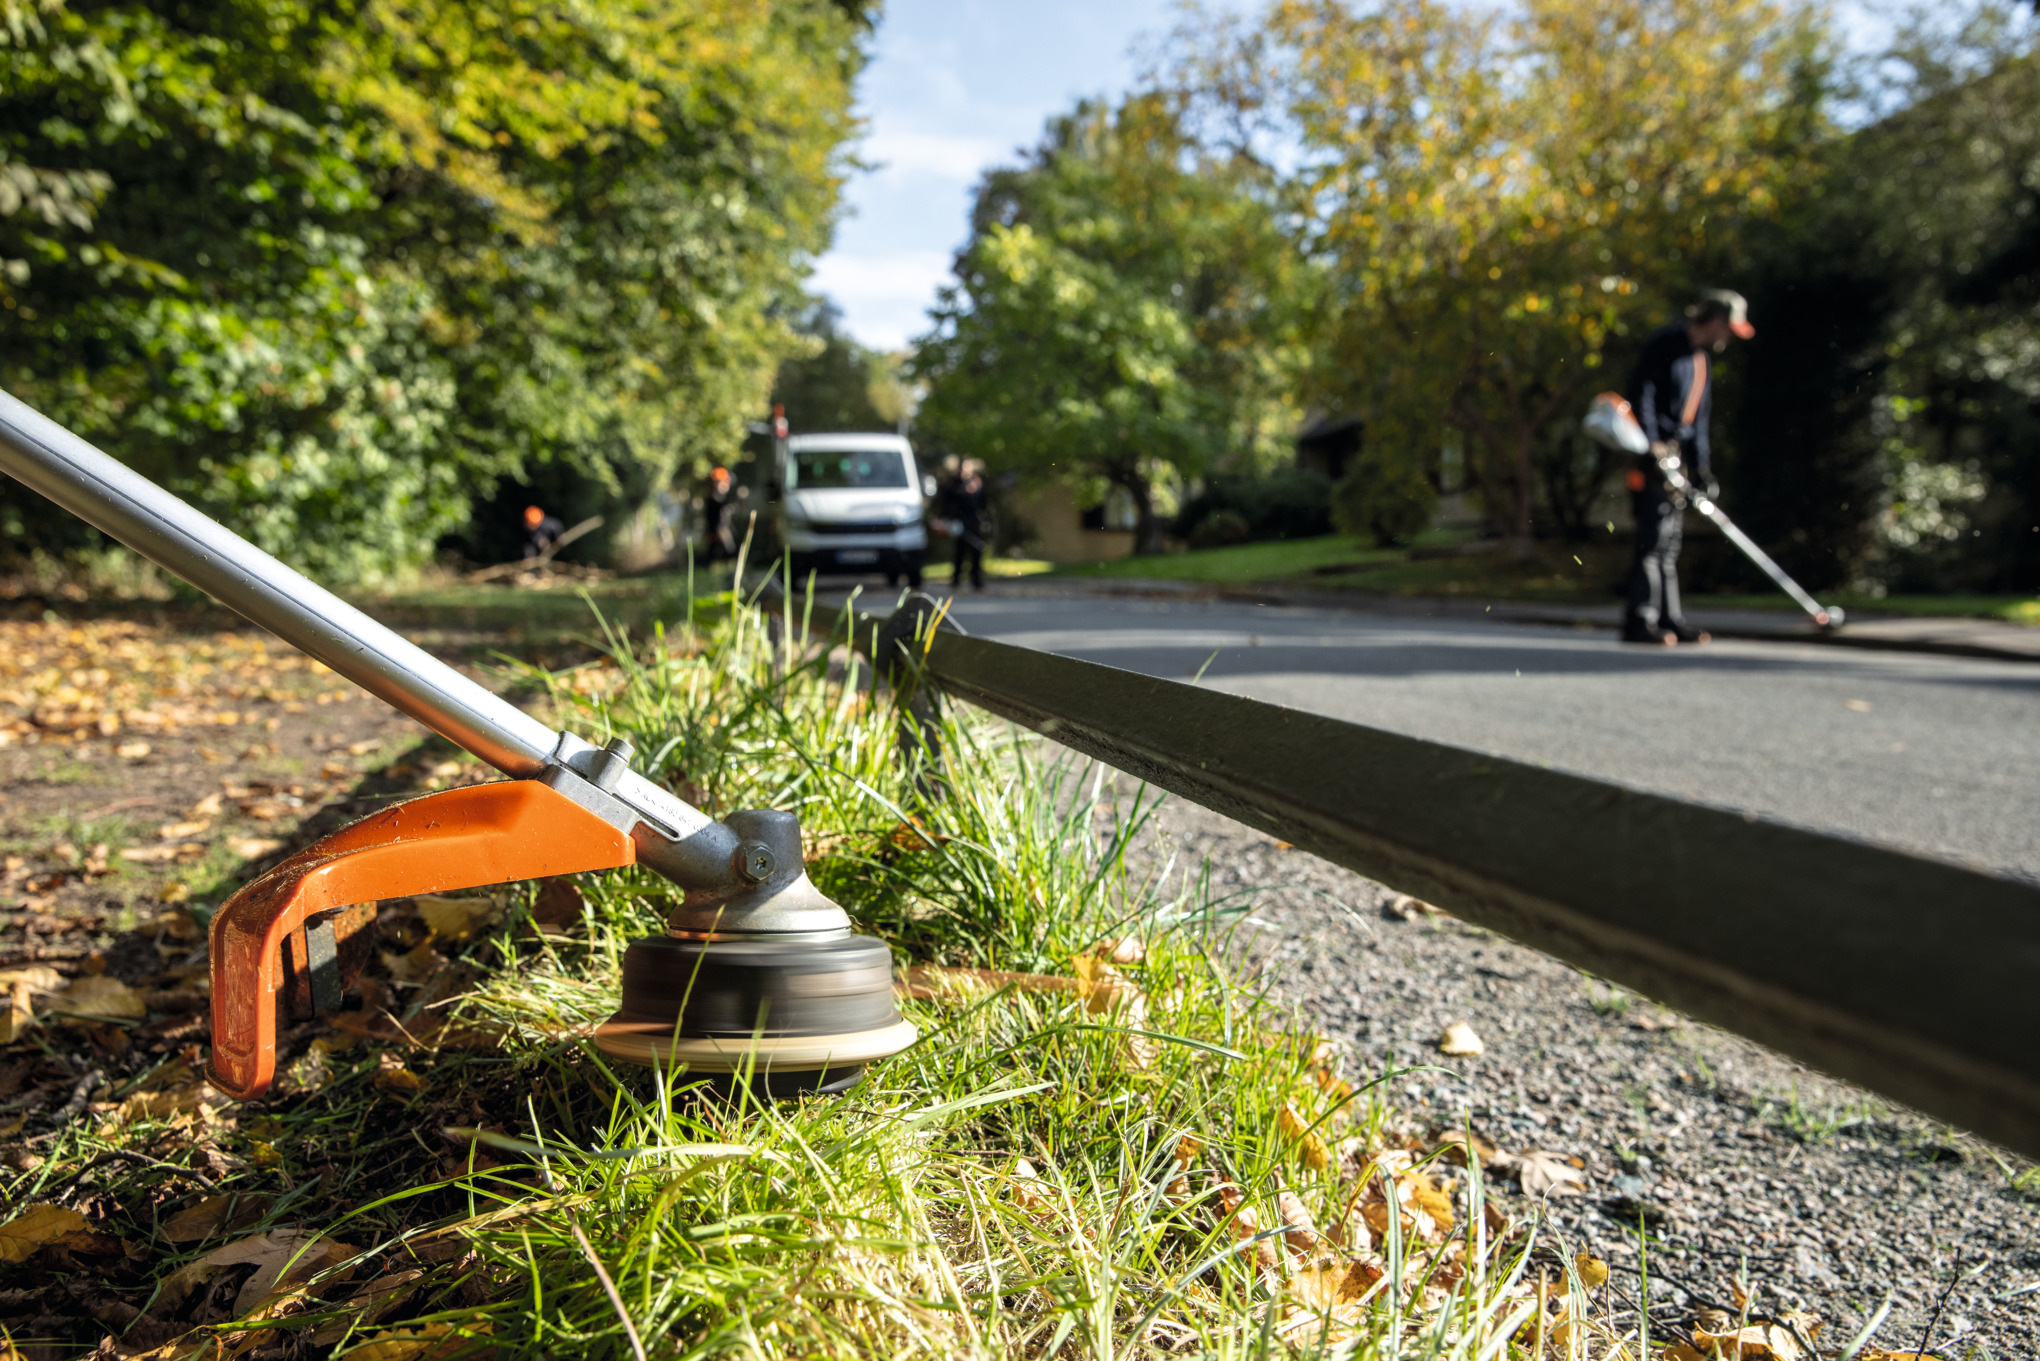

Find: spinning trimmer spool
<box><xmin>0</xmin><ymin>389</ymin><xmax>916</xmax><ymax>1101</ymax></box>
<box><xmin>592</xmin><ymin>804</ymin><xmax>916</xmax><ymax>1096</ymax></box>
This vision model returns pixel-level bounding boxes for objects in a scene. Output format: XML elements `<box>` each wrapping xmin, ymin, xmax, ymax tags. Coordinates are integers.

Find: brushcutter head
<box><xmin>595</xmin><ymin>930</ymin><xmax>914</xmax><ymax>1096</ymax></box>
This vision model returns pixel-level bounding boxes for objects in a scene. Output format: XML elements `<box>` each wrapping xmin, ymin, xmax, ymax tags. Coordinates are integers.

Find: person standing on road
<box><xmin>942</xmin><ymin>459</ymin><xmax>991</xmax><ymax>592</ymax></box>
<box><xmin>1622</xmin><ymin>289</ymin><xmax>1754</xmax><ymax>646</ymax></box>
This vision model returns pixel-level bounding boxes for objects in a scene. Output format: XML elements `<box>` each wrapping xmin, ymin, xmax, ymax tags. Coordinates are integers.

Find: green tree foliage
<box><xmin>772</xmin><ymin>303</ymin><xmax>895</xmax><ymax>436</ymax></box>
<box><xmin>0</xmin><ymin>0</ymin><xmax>863</xmax><ymax>581</ymax></box>
<box><xmin>1170</xmin><ymin>0</ymin><xmax>1823</xmax><ymax>553</ymax></box>
<box><xmin>914</xmin><ymin>95</ymin><xmax>1305</xmax><ymax>554</ymax></box>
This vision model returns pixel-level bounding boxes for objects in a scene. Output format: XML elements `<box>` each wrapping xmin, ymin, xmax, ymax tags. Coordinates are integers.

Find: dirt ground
<box><xmin>0</xmin><ymin>606</ymin><xmax>521</xmax><ymax>986</ymax></box>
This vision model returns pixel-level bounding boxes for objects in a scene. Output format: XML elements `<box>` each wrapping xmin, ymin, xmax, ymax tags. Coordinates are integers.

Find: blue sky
<box><xmin>812</xmin><ymin>0</ymin><xmax>1184</xmax><ymax>351</ymax></box>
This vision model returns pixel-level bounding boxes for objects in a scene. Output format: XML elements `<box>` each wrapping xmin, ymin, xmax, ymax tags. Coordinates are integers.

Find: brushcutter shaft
<box><xmin>0</xmin><ymin>388</ymin><xmax>559</xmax><ymax>774</ymax></box>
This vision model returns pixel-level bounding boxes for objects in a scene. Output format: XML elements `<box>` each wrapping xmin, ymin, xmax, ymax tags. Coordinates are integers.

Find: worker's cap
<box><xmin>523</xmin><ymin>505</ymin><xmax>545</xmax><ymax>528</ymax></box>
<box><xmin>1695</xmin><ymin>288</ymin><xmax>1755</xmax><ymax>340</ymax></box>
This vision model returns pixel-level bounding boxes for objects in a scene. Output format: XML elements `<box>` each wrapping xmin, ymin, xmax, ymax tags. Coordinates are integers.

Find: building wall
<box><xmin>1011</xmin><ymin>482</ymin><xmax>1136</xmax><ymax>564</ymax></box>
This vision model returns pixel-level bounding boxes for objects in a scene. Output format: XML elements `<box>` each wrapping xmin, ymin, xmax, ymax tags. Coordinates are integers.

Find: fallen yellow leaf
<box><xmin>1510</xmin><ymin>1149</ymin><xmax>1587</xmax><ymax>1197</ymax></box>
<box><xmin>56</xmin><ymin>974</ymin><xmax>146</xmax><ymax>1021</ymax></box>
<box><xmin>1278</xmin><ymin>1104</ymin><xmax>1333</xmax><ymax>1172</ymax></box>
<box><xmin>160</xmin><ymin>1194</ymin><xmax>273</xmax><ymax>1244</ymax></box>
<box><xmin>116</xmin><ymin>740</ymin><xmax>151</xmax><ymax>759</ymax></box>
<box><xmin>160</xmin><ymin>1228</ymin><xmax>357</xmax><ymax>1317</ymax></box>
<box><xmin>156</xmin><ymin>819</ymin><xmax>212</xmax><ymax>840</ymax></box>
<box><xmin>1575</xmin><ymin>1250</ymin><xmax>1609</xmax><ymax>1288</ymax></box>
<box><xmin>0</xmin><ymin>966</ymin><xmax>64</xmax><ymax>994</ymax></box>
<box><xmin>0</xmin><ymin>980</ymin><xmax>33</xmax><ymax>1044</ymax></box>
<box><xmin>230</xmin><ymin>836</ymin><xmax>287</xmax><ymax>860</ymax></box>
<box><xmin>415</xmin><ymin>893</ymin><xmax>504</xmax><ymax>940</ymax></box>
<box><xmin>1438</xmin><ymin>1021</ymin><xmax>1485</xmax><ymax>1056</ymax></box>
<box><xmin>0</xmin><ymin>1204</ymin><xmax>90</xmax><ymax>1263</ymax></box>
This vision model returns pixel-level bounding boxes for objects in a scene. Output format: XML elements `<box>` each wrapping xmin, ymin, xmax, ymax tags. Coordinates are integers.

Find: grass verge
<box><xmin>1048</xmin><ymin>533</ymin><xmax>2040</xmax><ymax>624</ymax></box>
<box><xmin>3</xmin><ymin>589</ymin><xmax>1667</xmax><ymax>1358</ymax></box>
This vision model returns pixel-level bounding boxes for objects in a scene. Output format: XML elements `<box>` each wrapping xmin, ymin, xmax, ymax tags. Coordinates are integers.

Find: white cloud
<box><xmin>860</xmin><ymin>129</ymin><xmax>1007</xmax><ymax>184</ymax></box>
<box><xmin>809</xmin><ymin>249</ymin><xmax>956</xmax><ymax>351</ymax></box>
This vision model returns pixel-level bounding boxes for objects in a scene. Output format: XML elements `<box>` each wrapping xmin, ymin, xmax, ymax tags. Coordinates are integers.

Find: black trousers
<box><xmin>953</xmin><ymin>536</ymin><xmax>984</xmax><ymax>591</ymax></box>
<box><xmin>1624</xmin><ymin>487</ymin><xmax>1685</xmax><ymax>635</ymax></box>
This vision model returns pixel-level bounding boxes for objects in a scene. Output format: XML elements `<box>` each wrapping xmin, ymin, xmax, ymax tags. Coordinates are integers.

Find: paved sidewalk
<box><xmin>963</xmin><ymin>576</ymin><xmax>2040</xmax><ymax>663</ymax></box>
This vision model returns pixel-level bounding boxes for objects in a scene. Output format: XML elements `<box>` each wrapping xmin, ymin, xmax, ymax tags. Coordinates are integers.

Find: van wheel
<box><xmin>885</xmin><ymin>571</ymin><xmax>901</xmax><ymax>587</ymax></box>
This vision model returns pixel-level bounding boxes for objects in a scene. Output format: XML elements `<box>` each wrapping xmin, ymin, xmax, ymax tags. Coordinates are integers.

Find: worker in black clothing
<box><xmin>1622</xmin><ymin>288</ymin><xmax>1754</xmax><ymax>645</ymax></box>
<box><xmin>942</xmin><ymin>459</ymin><xmax>990</xmax><ymax>592</ymax></box>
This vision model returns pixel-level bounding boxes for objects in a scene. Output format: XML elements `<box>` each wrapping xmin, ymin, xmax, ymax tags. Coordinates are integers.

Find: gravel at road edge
<box><xmin>1139</xmin><ymin>794</ymin><xmax>2040</xmax><ymax>1356</ymax></box>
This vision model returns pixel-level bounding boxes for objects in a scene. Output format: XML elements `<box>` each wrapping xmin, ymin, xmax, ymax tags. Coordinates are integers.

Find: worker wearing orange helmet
<box><xmin>522</xmin><ymin>504</ymin><xmax>564</xmax><ymax>559</ymax></box>
<box><xmin>703</xmin><ymin>465</ymin><xmax>738</xmax><ymax>562</ymax></box>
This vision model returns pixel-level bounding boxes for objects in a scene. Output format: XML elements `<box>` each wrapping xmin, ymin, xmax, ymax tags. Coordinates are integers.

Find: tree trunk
<box><xmin>1508</xmin><ymin>427</ymin><xmax>1537</xmax><ymax>561</ymax></box>
<box><xmin>1116</xmin><ymin>470</ymin><xmax>1165</xmax><ymax>555</ymax></box>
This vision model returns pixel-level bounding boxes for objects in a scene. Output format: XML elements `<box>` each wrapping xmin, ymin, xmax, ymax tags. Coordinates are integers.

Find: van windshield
<box><xmin>790</xmin><ymin>448</ymin><xmax>909</xmax><ymax>490</ymax></box>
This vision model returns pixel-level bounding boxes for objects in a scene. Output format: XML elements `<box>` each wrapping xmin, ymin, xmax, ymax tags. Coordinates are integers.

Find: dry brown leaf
<box><xmin>156</xmin><ymin>819</ymin><xmax>212</xmax><ymax>840</ymax></box>
<box><xmin>229</xmin><ymin>836</ymin><xmax>287</xmax><ymax>861</ymax></box>
<box><xmin>381</xmin><ymin>939</ymin><xmax>447</xmax><ymax>987</ymax></box>
<box><xmin>0</xmin><ymin>981</ymin><xmax>32</xmax><ymax>1045</ymax></box>
<box><xmin>161</xmin><ymin>1228</ymin><xmax>358</xmax><ymax>1316</ymax></box>
<box><xmin>346</xmin><ymin>738</ymin><xmax>382</xmax><ymax>756</ymax></box>
<box><xmin>1094</xmin><ymin>936</ymin><xmax>1145</xmax><ymax>965</ymax></box>
<box><xmin>120</xmin><ymin>844</ymin><xmax>187</xmax><ymax>863</ymax></box>
<box><xmin>160</xmin><ymin>1194</ymin><xmax>273</xmax><ymax>1244</ymax></box>
<box><xmin>0</xmin><ymin>1204</ymin><xmax>90</xmax><ymax>1262</ymax></box>
<box><xmin>116</xmin><ymin>740</ymin><xmax>152</xmax><ymax>759</ymax></box>
<box><xmin>57</xmin><ymin>974</ymin><xmax>146</xmax><ymax>1021</ymax></box>
<box><xmin>1217</xmin><ymin>1184</ymin><xmax>1281</xmax><ymax>1275</ymax></box>
<box><xmin>118</xmin><ymin>1079</ymin><xmax>226</xmax><ymax>1124</ymax></box>
<box><xmin>1692</xmin><ymin>1323</ymin><xmax>1805</xmax><ymax>1360</ymax></box>
<box><xmin>1575</xmin><ymin>1250</ymin><xmax>1609</xmax><ymax>1289</ymax></box>
<box><xmin>0</xmin><ymin>966</ymin><xmax>64</xmax><ymax>994</ymax></box>
<box><xmin>415</xmin><ymin>893</ymin><xmax>504</xmax><ymax>941</ymax></box>
<box><xmin>1512</xmin><ymin>1149</ymin><xmax>1587</xmax><ymax>1197</ymax></box>
<box><xmin>1287</xmin><ymin>1258</ymin><xmax>1387</xmax><ymax>1313</ymax></box>
<box><xmin>1434</xmin><ymin>1131</ymin><xmax>1500</xmax><ymax>1168</ymax></box>
<box><xmin>188</xmin><ymin>792</ymin><xmax>224</xmax><ymax>818</ymax></box>
<box><xmin>1274</xmin><ymin>1189</ymin><xmax>1326</xmax><ymax>1260</ymax></box>
<box><xmin>1278</xmin><ymin>1104</ymin><xmax>1332</xmax><ymax>1172</ymax></box>
<box><xmin>1072</xmin><ymin>953</ymin><xmax>1137</xmax><ymax>1014</ymax></box>
<box><xmin>1438</xmin><ymin>1020</ymin><xmax>1485</xmax><ymax>1056</ymax></box>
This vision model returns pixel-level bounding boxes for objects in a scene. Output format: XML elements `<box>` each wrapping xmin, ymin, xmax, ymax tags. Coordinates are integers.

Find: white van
<box><xmin>776</xmin><ymin>433</ymin><xmax>928</xmax><ymax>587</ymax></box>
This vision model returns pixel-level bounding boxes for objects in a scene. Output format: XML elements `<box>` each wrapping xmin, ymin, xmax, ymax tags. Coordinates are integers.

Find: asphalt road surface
<box><xmin>922</xmin><ymin>589</ymin><xmax>2040</xmax><ymax>882</ymax></box>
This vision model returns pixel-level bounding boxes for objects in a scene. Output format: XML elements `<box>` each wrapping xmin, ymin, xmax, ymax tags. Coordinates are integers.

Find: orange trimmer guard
<box><xmin>207</xmin><ymin>779</ymin><xmax>636</xmax><ymax>1100</ymax></box>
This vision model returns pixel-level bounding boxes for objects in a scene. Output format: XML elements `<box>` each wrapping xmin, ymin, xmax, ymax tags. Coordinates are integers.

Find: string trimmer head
<box><xmin>0</xmin><ymin>390</ymin><xmax>914</xmax><ymax>1100</ymax></box>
